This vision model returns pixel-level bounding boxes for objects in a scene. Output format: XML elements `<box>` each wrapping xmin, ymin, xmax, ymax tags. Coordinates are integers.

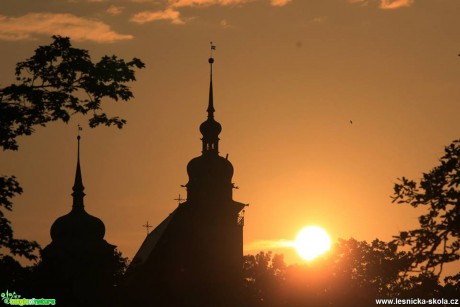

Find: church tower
<box><xmin>125</xmin><ymin>50</ymin><xmax>247</xmax><ymax>306</ymax></box>
<box><xmin>40</xmin><ymin>134</ymin><xmax>116</xmax><ymax>306</ymax></box>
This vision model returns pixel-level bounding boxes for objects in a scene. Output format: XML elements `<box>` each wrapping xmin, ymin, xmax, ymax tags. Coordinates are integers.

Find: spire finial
<box><xmin>77</xmin><ymin>124</ymin><xmax>82</xmax><ymax>159</ymax></box>
<box><xmin>207</xmin><ymin>42</ymin><xmax>216</xmax><ymax>118</ymax></box>
<box><xmin>72</xmin><ymin>125</ymin><xmax>85</xmax><ymax>209</ymax></box>
<box><xmin>210</xmin><ymin>41</ymin><xmax>216</xmax><ymax>59</ymax></box>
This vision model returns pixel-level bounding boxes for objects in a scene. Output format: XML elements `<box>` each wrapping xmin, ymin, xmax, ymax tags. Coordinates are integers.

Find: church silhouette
<box><xmin>122</xmin><ymin>52</ymin><xmax>248</xmax><ymax>306</ymax></box>
<box><xmin>40</xmin><ymin>133</ymin><xmax>116</xmax><ymax>306</ymax></box>
<box><xmin>40</xmin><ymin>49</ymin><xmax>247</xmax><ymax>306</ymax></box>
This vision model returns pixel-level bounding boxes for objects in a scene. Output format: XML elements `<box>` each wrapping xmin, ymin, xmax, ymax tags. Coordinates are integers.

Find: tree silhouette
<box><xmin>392</xmin><ymin>139</ymin><xmax>460</xmax><ymax>278</ymax></box>
<box><xmin>277</xmin><ymin>239</ymin><xmax>414</xmax><ymax>306</ymax></box>
<box><xmin>0</xmin><ymin>36</ymin><xmax>144</xmax><ymax>262</ymax></box>
<box><xmin>1</xmin><ymin>35</ymin><xmax>144</xmax><ymax>151</ymax></box>
<box><xmin>112</xmin><ymin>248</ymin><xmax>129</xmax><ymax>288</ymax></box>
<box><xmin>243</xmin><ymin>251</ymin><xmax>286</xmax><ymax>306</ymax></box>
<box><xmin>0</xmin><ymin>176</ymin><xmax>40</xmax><ymax>261</ymax></box>
<box><xmin>331</xmin><ymin>239</ymin><xmax>412</xmax><ymax>297</ymax></box>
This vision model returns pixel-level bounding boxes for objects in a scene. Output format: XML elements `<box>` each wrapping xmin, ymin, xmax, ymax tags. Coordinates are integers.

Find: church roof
<box><xmin>130</xmin><ymin>209</ymin><xmax>178</xmax><ymax>268</ymax></box>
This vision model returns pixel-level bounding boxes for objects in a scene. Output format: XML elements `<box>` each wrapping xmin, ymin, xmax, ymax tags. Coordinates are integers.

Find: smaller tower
<box><xmin>200</xmin><ymin>55</ymin><xmax>222</xmax><ymax>155</ymax></box>
<box><xmin>41</xmin><ymin>133</ymin><xmax>116</xmax><ymax>307</ymax></box>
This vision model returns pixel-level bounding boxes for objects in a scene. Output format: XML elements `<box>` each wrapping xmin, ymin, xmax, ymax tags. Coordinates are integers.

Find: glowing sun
<box><xmin>294</xmin><ymin>226</ymin><xmax>331</xmax><ymax>261</ymax></box>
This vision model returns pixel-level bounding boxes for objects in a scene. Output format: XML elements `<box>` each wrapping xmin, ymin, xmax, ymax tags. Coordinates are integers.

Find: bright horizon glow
<box><xmin>294</xmin><ymin>226</ymin><xmax>331</xmax><ymax>261</ymax></box>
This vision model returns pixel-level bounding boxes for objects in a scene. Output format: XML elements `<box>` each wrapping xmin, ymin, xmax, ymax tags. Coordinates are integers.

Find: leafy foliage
<box><xmin>0</xmin><ymin>176</ymin><xmax>40</xmax><ymax>261</ymax></box>
<box><xmin>0</xmin><ymin>35</ymin><xmax>145</xmax><ymax>151</ymax></box>
<box><xmin>332</xmin><ymin>238</ymin><xmax>412</xmax><ymax>297</ymax></box>
<box><xmin>243</xmin><ymin>238</ymin><xmax>456</xmax><ymax>306</ymax></box>
<box><xmin>112</xmin><ymin>249</ymin><xmax>129</xmax><ymax>287</ymax></box>
<box><xmin>392</xmin><ymin>139</ymin><xmax>460</xmax><ymax>276</ymax></box>
<box><xmin>243</xmin><ymin>252</ymin><xmax>286</xmax><ymax>305</ymax></box>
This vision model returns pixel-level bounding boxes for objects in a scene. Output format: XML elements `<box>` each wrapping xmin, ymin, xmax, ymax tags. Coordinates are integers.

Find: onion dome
<box><xmin>187</xmin><ymin>154</ymin><xmax>233</xmax><ymax>184</ymax></box>
<box><xmin>50</xmin><ymin>135</ymin><xmax>105</xmax><ymax>243</ymax></box>
<box><xmin>200</xmin><ymin>119</ymin><xmax>222</xmax><ymax>142</ymax></box>
<box><xmin>50</xmin><ymin>210</ymin><xmax>105</xmax><ymax>243</ymax></box>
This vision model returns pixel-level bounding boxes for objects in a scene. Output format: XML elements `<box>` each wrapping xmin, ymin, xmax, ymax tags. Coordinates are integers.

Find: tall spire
<box><xmin>200</xmin><ymin>42</ymin><xmax>222</xmax><ymax>155</ymax></box>
<box><xmin>72</xmin><ymin>126</ymin><xmax>85</xmax><ymax>209</ymax></box>
<box><xmin>207</xmin><ymin>42</ymin><xmax>216</xmax><ymax>119</ymax></box>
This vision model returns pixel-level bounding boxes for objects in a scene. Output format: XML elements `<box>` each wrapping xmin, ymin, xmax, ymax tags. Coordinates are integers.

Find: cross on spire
<box><xmin>174</xmin><ymin>194</ymin><xmax>185</xmax><ymax>204</ymax></box>
<box><xmin>142</xmin><ymin>221</ymin><xmax>152</xmax><ymax>236</ymax></box>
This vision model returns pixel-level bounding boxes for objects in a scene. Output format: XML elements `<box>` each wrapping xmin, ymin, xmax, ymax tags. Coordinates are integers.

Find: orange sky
<box><xmin>1</xmin><ymin>0</ymin><xmax>460</xmax><ymax>273</ymax></box>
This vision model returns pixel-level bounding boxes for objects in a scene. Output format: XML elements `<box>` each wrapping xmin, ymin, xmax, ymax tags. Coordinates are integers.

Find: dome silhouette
<box><xmin>199</xmin><ymin>118</ymin><xmax>222</xmax><ymax>140</ymax></box>
<box><xmin>187</xmin><ymin>154</ymin><xmax>233</xmax><ymax>183</ymax></box>
<box><xmin>50</xmin><ymin>208</ymin><xmax>105</xmax><ymax>242</ymax></box>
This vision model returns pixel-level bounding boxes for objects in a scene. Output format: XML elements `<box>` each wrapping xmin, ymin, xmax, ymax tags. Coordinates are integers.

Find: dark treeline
<box><xmin>242</xmin><ymin>243</ymin><xmax>458</xmax><ymax>306</ymax></box>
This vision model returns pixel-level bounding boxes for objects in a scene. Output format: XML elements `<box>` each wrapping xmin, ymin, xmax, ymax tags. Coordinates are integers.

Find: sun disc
<box><xmin>294</xmin><ymin>226</ymin><xmax>331</xmax><ymax>261</ymax></box>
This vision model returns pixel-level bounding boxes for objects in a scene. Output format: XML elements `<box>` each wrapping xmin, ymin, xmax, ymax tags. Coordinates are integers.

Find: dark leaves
<box><xmin>0</xmin><ymin>176</ymin><xmax>40</xmax><ymax>261</ymax></box>
<box><xmin>0</xmin><ymin>176</ymin><xmax>23</xmax><ymax>211</ymax></box>
<box><xmin>392</xmin><ymin>140</ymin><xmax>460</xmax><ymax>276</ymax></box>
<box><xmin>1</xmin><ymin>35</ymin><xmax>145</xmax><ymax>151</ymax></box>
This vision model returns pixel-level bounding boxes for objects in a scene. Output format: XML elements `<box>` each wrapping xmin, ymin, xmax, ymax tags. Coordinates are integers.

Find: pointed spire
<box><xmin>72</xmin><ymin>126</ymin><xmax>85</xmax><ymax>209</ymax></box>
<box><xmin>207</xmin><ymin>42</ymin><xmax>216</xmax><ymax>118</ymax></box>
<box><xmin>200</xmin><ymin>43</ymin><xmax>222</xmax><ymax>155</ymax></box>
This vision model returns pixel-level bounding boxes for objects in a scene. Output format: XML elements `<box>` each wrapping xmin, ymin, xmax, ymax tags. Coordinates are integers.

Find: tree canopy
<box><xmin>1</xmin><ymin>35</ymin><xmax>145</xmax><ymax>152</ymax></box>
<box><xmin>392</xmin><ymin>140</ymin><xmax>460</xmax><ymax>277</ymax></box>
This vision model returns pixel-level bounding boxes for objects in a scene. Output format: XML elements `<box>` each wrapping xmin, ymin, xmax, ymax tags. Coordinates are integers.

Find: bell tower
<box><xmin>200</xmin><ymin>55</ymin><xmax>221</xmax><ymax>155</ymax></box>
<box><xmin>126</xmin><ymin>46</ymin><xmax>247</xmax><ymax>306</ymax></box>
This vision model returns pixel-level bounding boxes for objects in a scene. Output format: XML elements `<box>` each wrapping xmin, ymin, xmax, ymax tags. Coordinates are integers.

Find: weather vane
<box><xmin>77</xmin><ymin>124</ymin><xmax>82</xmax><ymax>139</ymax></box>
<box><xmin>210</xmin><ymin>41</ymin><xmax>216</xmax><ymax>58</ymax></box>
<box><xmin>142</xmin><ymin>221</ymin><xmax>152</xmax><ymax>236</ymax></box>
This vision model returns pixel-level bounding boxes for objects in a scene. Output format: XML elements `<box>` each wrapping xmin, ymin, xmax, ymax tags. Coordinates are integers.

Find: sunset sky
<box><xmin>1</xmin><ymin>0</ymin><xmax>460</xmax><ymax>272</ymax></box>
